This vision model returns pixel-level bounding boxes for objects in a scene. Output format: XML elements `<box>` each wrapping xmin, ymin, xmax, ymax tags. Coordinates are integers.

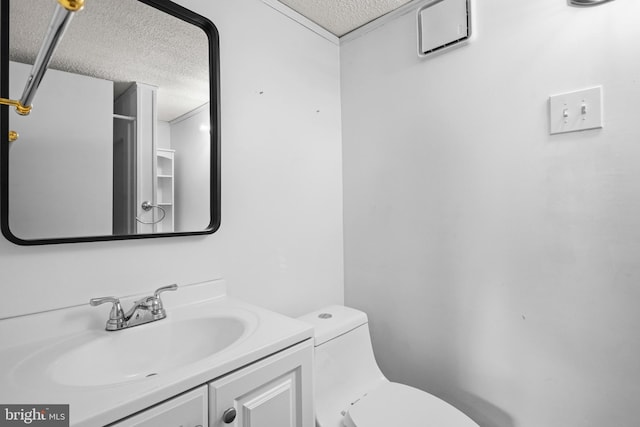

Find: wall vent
<box><xmin>418</xmin><ymin>0</ymin><xmax>471</xmax><ymax>58</ymax></box>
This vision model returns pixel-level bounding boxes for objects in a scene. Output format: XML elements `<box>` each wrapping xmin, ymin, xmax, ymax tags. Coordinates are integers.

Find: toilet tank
<box><xmin>298</xmin><ymin>305</ymin><xmax>387</xmax><ymax>427</ymax></box>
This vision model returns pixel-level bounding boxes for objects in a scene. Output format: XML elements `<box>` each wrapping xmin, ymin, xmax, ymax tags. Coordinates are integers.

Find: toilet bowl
<box><xmin>299</xmin><ymin>305</ymin><xmax>478</xmax><ymax>427</ymax></box>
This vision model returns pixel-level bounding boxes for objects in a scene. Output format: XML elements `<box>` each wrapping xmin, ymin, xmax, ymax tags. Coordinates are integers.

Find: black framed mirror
<box><xmin>0</xmin><ymin>0</ymin><xmax>220</xmax><ymax>245</ymax></box>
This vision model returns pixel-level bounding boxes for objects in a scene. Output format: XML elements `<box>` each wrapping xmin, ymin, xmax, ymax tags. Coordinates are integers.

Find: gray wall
<box><xmin>171</xmin><ymin>105</ymin><xmax>210</xmax><ymax>232</ymax></box>
<box><xmin>342</xmin><ymin>0</ymin><xmax>640</xmax><ymax>426</ymax></box>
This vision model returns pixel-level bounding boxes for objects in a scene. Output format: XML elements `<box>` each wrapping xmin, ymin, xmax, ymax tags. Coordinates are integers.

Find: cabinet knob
<box><xmin>222</xmin><ymin>408</ymin><xmax>237</xmax><ymax>423</ymax></box>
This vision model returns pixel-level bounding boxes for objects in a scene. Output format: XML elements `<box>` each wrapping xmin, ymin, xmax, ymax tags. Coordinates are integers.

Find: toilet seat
<box><xmin>343</xmin><ymin>382</ymin><xmax>478</xmax><ymax>427</ymax></box>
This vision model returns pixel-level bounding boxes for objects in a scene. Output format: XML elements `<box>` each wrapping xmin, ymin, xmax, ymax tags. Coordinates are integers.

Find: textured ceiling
<box><xmin>278</xmin><ymin>0</ymin><xmax>414</xmax><ymax>36</ymax></box>
<box><xmin>9</xmin><ymin>0</ymin><xmax>209</xmax><ymax>122</ymax></box>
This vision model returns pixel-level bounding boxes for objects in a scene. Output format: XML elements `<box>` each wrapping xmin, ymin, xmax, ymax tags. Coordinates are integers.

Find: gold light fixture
<box><xmin>1</xmin><ymin>0</ymin><xmax>85</xmax><ymax>142</ymax></box>
<box><xmin>0</xmin><ymin>97</ymin><xmax>31</xmax><ymax>116</ymax></box>
<box><xmin>58</xmin><ymin>0</ymin><xmax>85</xmax><ymax>12</ymax></box>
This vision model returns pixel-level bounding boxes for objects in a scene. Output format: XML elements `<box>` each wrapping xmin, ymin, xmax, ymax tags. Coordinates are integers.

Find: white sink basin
<box><xmin>0</xmin><ymin>280</ymin><xmax>313</xmax><ymax>427</ymax></box>
<box><xmin>16</xmin><ymin>315</ymin><xmax>248</xmax><ymax>387</ymax></box>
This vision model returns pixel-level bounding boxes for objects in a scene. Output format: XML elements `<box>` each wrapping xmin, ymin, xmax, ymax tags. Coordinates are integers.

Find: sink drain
<box><xmin>145</xmin><ymin>373</ymin><xmax>158</xmax><ymax>378</ymax></box>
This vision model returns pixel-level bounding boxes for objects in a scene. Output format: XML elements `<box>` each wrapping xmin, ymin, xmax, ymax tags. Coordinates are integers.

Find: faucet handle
<box><xmin>89</xmin><ymin>296</ymin><xmax>125</xmax><ymax>330</ymax></box>
<box><xmin>151</xmin><ymin>284</ymin><xmax>177</xmax><ymax>315</ymax></box>
<box><xmin>90</xmin><ymin>296</ymin><xmax>122</xmax><ymax>313</ymax></box>
<box><xmin>154</xmin><ymin>284</ymin><xmax>178</xmax><ymax>298</ymax></box>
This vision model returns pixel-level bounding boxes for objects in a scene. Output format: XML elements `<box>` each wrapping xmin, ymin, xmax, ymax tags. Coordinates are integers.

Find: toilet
<box><xmin>299</xmin><ymin>305</ymin><xmax>479</xmax><ymax>427</ymax></box>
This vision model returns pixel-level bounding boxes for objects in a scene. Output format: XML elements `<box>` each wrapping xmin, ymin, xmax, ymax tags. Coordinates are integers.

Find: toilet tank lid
<box><xmin>298</xmin><ymin>305</ymin><xmax>368</xmax><ymax>346</ymax></box>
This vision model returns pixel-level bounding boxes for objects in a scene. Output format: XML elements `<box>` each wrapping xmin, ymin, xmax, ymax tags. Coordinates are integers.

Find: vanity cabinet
<box><xmin>209</xmin><ymin>340</ymin><xmax>314</xmax><ymax>427</ymax></box>
<box><xmin>110</xmin><ymin>340</ymin><xmax>313</xmax><ymax>427</ymax></box>
<box><xmin>110</xmin><ymin>386</ymin><xmax>207</xmax><ymax>427</ymax></box>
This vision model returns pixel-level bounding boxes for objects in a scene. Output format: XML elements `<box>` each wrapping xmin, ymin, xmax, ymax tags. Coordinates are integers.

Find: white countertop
<box><xmin>0</xmin><ymin>280</ymin><xmax>313</xmax><ymax>426</ymax></box>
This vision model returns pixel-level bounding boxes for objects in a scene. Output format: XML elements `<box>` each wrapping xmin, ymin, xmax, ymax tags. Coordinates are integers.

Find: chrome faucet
<box><xmin>90</xmin><ymin>284</ymin><xmax>178</xmax><ymax>331</ymax></box>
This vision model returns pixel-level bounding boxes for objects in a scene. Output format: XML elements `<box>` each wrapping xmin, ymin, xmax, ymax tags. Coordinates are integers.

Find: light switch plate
<box><xmin>549</xmin><ymin>86</ymin><xmax>603</xmax><ymax>135</ymax></box>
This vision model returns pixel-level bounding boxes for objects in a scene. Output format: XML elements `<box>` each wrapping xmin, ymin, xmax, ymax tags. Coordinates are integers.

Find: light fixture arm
<box><xmin>0</xmin><ymin>0</ymin><xmax>84</xmax><ymax>116</ymax></box>
<box><xmin>569</xmin><ymin>0</ymin><xmax>615</xmax><ymax>6</ymax></box>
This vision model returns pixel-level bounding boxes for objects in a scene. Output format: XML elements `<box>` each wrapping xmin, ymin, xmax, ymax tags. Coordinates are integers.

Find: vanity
<box><xmin>0</xmin><ymin>280</ymin><xmax>315</xmax><ymax>426</ymax></box>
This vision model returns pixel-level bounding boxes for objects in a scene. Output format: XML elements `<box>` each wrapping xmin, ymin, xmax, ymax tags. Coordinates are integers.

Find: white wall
<box><xmin>8</xmin><ymin>62</ymin><xmax>113</xmax><ymax>239</ymax></box>
<box><xmin>157</xmin><ymin>121</ymin><xmax>171</xmax><ymax>149</ymax></box>
<box><xmin>0</xmin><ymin>0</ymin><xmax>343</xmax><ymax>319</ymax></box>
<box><xmin>341</xmin><ymin>1</ymin><xmax>640</xmax><ymax>426</ymax></box>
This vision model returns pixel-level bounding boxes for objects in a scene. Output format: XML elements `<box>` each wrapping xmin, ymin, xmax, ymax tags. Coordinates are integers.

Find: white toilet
<box><xmin>299</xmin><ymin>305</ymin><xmax>479</xmax><ymax>427</ymax></box>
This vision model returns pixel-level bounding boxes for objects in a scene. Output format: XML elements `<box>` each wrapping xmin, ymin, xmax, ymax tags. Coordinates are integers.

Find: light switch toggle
<box><xmin>581</xmin><ymin>103</ymin><xmax>587</xmax><ymax>117</ymax></box>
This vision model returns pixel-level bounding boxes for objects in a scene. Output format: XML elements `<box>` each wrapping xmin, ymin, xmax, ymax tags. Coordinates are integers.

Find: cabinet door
<box><xmin>111</xmin><ymin>385</ymin><xmax>207</xmax><ymax>427</ymax></box>
<box><xmin>209</xmin><ymin>340</ymin><xmax>314</xmax><ymax>427</ymax></box>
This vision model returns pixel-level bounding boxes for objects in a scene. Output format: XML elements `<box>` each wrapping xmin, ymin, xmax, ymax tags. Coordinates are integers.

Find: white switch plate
<box><xmin>549</xmin><ymin>86</ymin><xmax>603</xmax><ymax>135</ymax></box>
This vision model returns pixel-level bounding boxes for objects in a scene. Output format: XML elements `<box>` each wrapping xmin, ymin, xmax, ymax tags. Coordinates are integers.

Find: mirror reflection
<box><xmin>3</xmin><ymin>0</ymin><xmax>218</xmax><ymax>243</ymax></box>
